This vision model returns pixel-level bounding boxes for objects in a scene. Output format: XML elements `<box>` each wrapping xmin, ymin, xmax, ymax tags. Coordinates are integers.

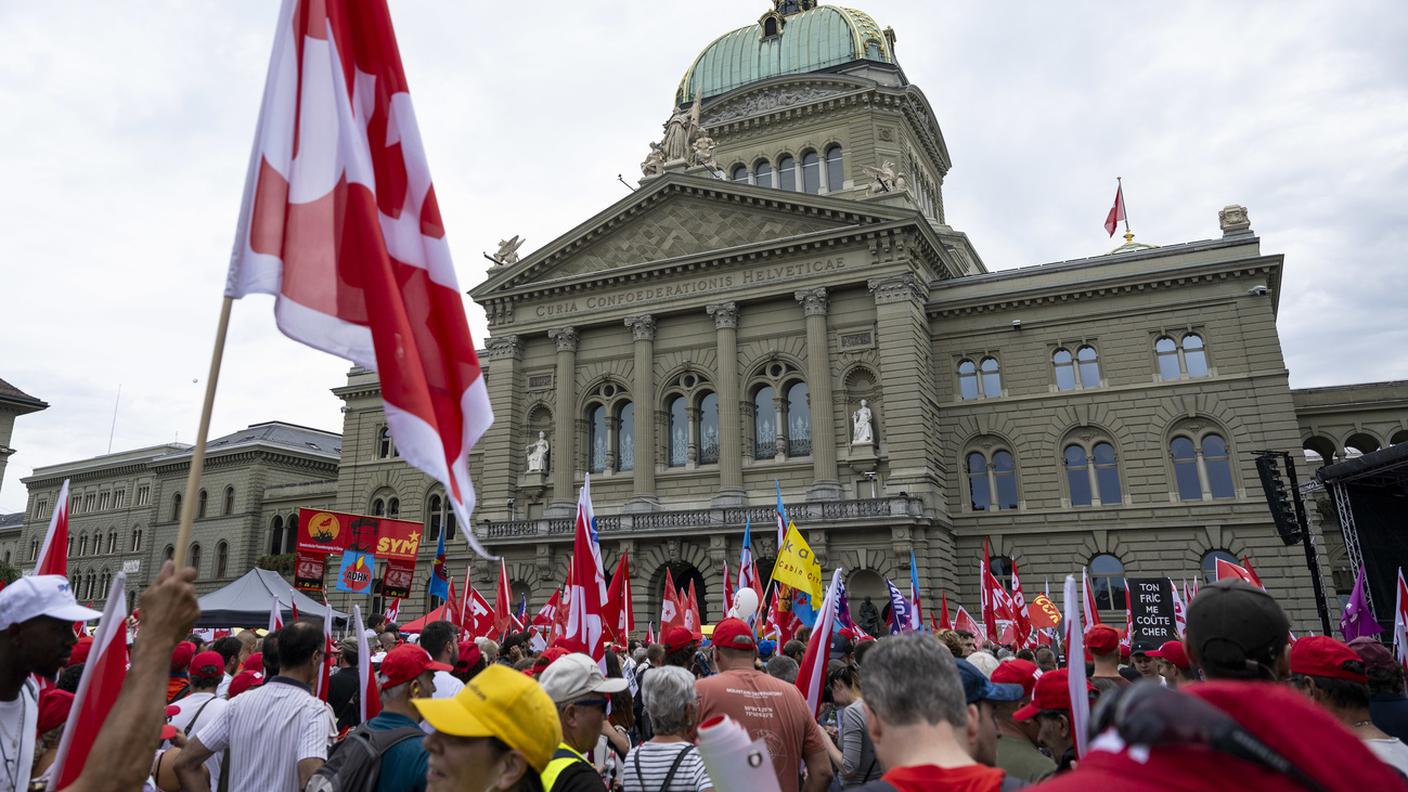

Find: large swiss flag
<box><xmin>228</xmin><ymin>0</ymin><xmax>492</xmax><ymax>557</ymax></box>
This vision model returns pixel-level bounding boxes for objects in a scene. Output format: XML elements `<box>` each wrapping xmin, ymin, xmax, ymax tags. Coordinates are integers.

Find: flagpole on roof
<box><xmin>1118</xmin><ymin>176</ymin><xmax>1134</xmax><ymax>244</ymax></box>
<box><xmin>173</xmin><ymin>296</ymin><xmax>235</xmax><ymax>567</ymax></box>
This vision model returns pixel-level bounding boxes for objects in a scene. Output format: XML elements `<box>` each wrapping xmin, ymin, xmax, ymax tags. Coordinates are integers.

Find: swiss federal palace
<box><xmin>5</xmin><ymin>2</ymin><xmax>1407</xmax><ymax>631</ymax></box>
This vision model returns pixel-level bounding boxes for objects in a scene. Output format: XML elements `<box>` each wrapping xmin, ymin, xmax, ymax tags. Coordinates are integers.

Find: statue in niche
<box><xmin>851</xmin><ymin>399</ymin><xmax>874</xmax><ymax>446</ymax></box>
<box><xmin>858</xmin><ymin>596</ymin><xmax>882</xmax><ymax>638</ymax></box>
<box><xmin>525</xmin><ymin>431</ymin><xmax>550</xmax><ymax>472</ymax></box>
<box><xmin>640</xmin><ymin>141</ymin><xmax>666</xmax><ymax>177</ymax></box>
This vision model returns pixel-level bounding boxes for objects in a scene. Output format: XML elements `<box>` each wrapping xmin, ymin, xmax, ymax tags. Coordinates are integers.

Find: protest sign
<box><xmin>1128</xmin><ymin>577</ymin><xmax>1176</xmax><ymax>647</ymax></box>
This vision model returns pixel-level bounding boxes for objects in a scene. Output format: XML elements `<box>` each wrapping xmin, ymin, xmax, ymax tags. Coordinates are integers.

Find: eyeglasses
<box><xmin>571</xmin><ymin>698</ymin><xmax>611</xmax><ymax>711</ymax></box>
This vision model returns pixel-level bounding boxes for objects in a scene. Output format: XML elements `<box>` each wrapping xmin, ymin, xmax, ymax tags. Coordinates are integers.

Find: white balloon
<box><xmin>733</xmin><ymin>588</ymin><xmax>759</xmax><ymax>620</ymax></box>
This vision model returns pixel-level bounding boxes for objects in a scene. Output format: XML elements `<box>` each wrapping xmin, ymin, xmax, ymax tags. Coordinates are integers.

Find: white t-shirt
<box><xmin>170</xmin><ymin>691</ymin><xmax>229</xmax><ymax>783</ymax></box>
<box><xmin>432</xmin><ymin>670</ymin><xmax>464</xmax><ymax>699</ymax></box>
<box><xmin>216</xmin><ymin>673</ymin><xmax>233</xmax><ymax>699</ymax></box>
<box><xmin>1365</xmin><ymin>737</ymin><xmax>1408</xmax><ymax>775</ymax></box>
<box><xmin>622</xmin><ymin>742</ymin><xmax>712</xmax><ymax>792</ymax></box>
<box><xmin>0</xmin><ymin>680</ymin><xmax>38</xmax><ymax>792</ymax></box>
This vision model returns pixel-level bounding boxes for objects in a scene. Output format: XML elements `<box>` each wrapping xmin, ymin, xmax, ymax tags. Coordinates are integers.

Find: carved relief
<box><xmin>795</xmin><ymin>287</ymin><xmax>830</xmax><ymax>317</ymax></box>
<box><xmin>547</xmin><ymin>327</ymin><xmax>579</xmax><ymax>353</ymax></box>
<box><xmin>703</xmin><ymin>85</ymin><xmax>846</xmax><ymax>125</ymax></box>
<box><xmin>868</xmin><ymin>273</ymin><xmax>928</xmax><ymax>306</ymax></box>
<box><xmin>625</xmin><ymin>314</ymin><xmax>657</xmax><ymax>342</ymax></box>
<box><xmin>483</xmin><ymin>335</ymin><xmax>522</xmax><ymax>361</ymax></box>
<box><xmin>707</xmin><ymin>302</ymin><xmax>739</xmax><ymax>330</ymax></box>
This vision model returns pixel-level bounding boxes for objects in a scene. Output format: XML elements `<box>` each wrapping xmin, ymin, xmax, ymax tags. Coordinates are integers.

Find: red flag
<box><xmin>467</xmin><ymin>586</ymin><xmax>494</xmax><ymax>638</ymax></box>
<box><xmin>721</xmin><ymin>558</ymin><xmax>734</xmax><ymax>617</ymax></box>
<box><xmin>644</xmin><ymin>621</ymin><xmax>656</xmax><ymax>646</ymax></box>
<box><xmin>795</xmin><ymin>570</ymin><xmax>842</xmax><ymax>717</ymax></box>
<box><xmin>660</xmin><ymin>568</ymin><xmax>683</xmax><ymax>633</ymax></box>
<box><xmin>382</xmin><ymin>597</ymin><xmax>401</xmax><ymax>625</ymax></box>
<box><xmin>551</xmin><ymin>585</ymin><xmax>570</xmax><ymax>643</ymax></box>
<box><xmin>604</xmin><ymin>553</ymin><xmax>634</xmax><ymax>643</ymax></box>
<box><xmin>1082</xmin><ymin>568</ymin><xmax>1103</xmax><ymax>626</ymax></box>
<box><xmin>564</xmin><ymin>482</ymin><xmax>606</xmax><ymax>663</ymax></box>
<box><xmin>1104</xmin><ymin>182</ymin><xmax>1125</xmax><ymax>237</ymax></box>
<box><xmin>1242</xmin><ymin>556</ymin><xmax>1266</xmax><ymax>589</ymax></box>
<box><xmin>685</xmin><ymin>579</ymin><xmax>703</xmax><ymax>640</ymax></box>
<box><xmin>764</xmin><ymin>585</ymin><xmax>801</xmax><ymax>645</ymax></box>
<box><xmin>459</xmin><ymin>567</ymin><xmax>473</xmax><ymax>636</ymax></box>
<box><xmin>533</xmin><ymin>588</ymin><xmax>562</xmax><ymax>628</ymax></box>
<box><xmin>268</xmin><ymin>595</ymin><xmax>284</xmax><ymax>632</ymax></box>
<box><xmin>446</xmin><ymin>577</ymin><xmax>462</xmax><ymax>628</ymax></box>
<box><xmin>954</xmin><ymin>606</ymin><xmax>981</xmax><ymax>638</ymax></box>
<box><xmin>228</xmin><ymin>0</ymin><xmax>494</xmax><ymax>558</ymax></box>
<box><xmin>51</xmin><ymin>573</ymin><xmax>126</xmax><ymax>788</ymax></box>
<box><xmin>354</xmin><ymin>605</ymin><xmax>381</xmax><ymax>723</ymax></box>
<box><xmin>493</xmin><ymin>558</ymin><xmax>512</xmax><ymax>639</ymax></box>
<box><xmin>291</xmin><ymin>600</ymin><xmax>300</xmax><ymax>623</ymax></box>
<box><xmin>35</xmin><ymin>479</ymin><xmax>71</xmax><ymax>577</ymax></box>
<box><xmin>1216</xmin><ymin>557</ymin><xmax>1263</xmax><ymax>589</ymax></box>
<box><xmin>939</xmin><ymin>590</ymin><xmax>953</xmax><ymax>631</ymax></box>
<box><xmin>980</xmin><ymin>539</ymin><xmax>997</xmax><ymax>643</ymax></box>
<box><xmin>318</xmin><ymin>595</ymin><xmax>333</xmax><ymax>701</ymax></box>
<box><xmin>1011</xmin><ymin>562</ymin><xmax>1032</xmax><ymax>648</ymax></box>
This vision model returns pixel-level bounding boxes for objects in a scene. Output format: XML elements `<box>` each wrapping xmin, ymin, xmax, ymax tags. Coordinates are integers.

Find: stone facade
<box><xmin>0</xmin><ymin>377</ymin><xmax>47</xmax><ymax>499</ymax></box>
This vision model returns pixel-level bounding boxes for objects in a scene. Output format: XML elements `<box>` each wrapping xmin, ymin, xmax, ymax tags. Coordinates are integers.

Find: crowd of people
<box><xmin>4</xmin><ymin>565</ymin><xmax>1408</xmax><ymax>791</ymax></box>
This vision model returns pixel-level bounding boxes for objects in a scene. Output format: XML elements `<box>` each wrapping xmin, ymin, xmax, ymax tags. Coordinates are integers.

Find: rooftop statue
<box><xmin>488</xmin><ymin>235</ymin><xmax>525</xmax><ymax>267</ymax></box>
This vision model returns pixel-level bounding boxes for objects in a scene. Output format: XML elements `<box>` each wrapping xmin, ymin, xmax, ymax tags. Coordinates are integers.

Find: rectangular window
<box><xmin>84</xmin><ymin>494</ymin><xmax>95</xmax><ymax>512</ymax></box>
<box><xmin>35</xmin><ymin>498</ymin><xmax>48</xmax><ymax>518</ymax></box>
<box><xmin>136</xmin><ymin>486</ymin><xmax>150</xmax><ymax>506</ymax></box>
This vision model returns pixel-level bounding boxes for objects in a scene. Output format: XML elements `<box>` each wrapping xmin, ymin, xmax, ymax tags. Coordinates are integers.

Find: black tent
<box><xmin>1317</xmin><ymin>442</ymin><xmax>1408</xmax><ymax>630</ymax></box>
<box><xmin>195</xmin><ymin>568</ymin><xmax>348</xmax><ymax>628</ymax></box>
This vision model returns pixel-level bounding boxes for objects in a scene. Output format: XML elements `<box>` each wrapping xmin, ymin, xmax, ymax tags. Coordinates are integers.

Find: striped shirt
<box><xmin>195</xmin><ymin>676</ymin><xmax>330</xmax><ymax>792</ymax></box>
<box><xmin>622</xmin><ymin>742</ymin><xmax>712</xmax><ymax>792</ymax></box>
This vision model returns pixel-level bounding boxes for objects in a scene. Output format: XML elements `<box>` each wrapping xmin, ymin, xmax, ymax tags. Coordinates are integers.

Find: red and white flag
<box><xmin>796</xmin><ymin>569</ymin><xmax>843</xmax><ymax>717</ymax></box>
<box><xmin>228</xmin><ymin>0</ymin><xmax>493</xmax><ymax>557</ymax></box>
<box><xmin>721</xmin><ymin>558</ymin><xmax>733</xmax><ymax>617</ymax></box>
<box><xmin>458</xmin><ymin>567</ymin><xmax>473</xmax><ymax>636</ymax></box>
<box><xmin>954</xmin><ymin>606</ymin><xmax>981</xmax><ymax>638</ymax></box>
<box><xmin>50</xmin><ymin>572</ymin><xmax>127</xmax><ymax>788</ymax></box>
<box><xmin>1104</xmin><ymin>182</ymin><xmax>1125</xmax><ymax>237</ymax></box>
<box><xmin>644</xmin><ymin>621</ymin><xmax>656</xmax><ymax>646</ymax></box>
<box><xmin>1169</xmin><ymin>578</ymin><xmax>1187</xmax><ymax>638</ymax></box>
<box><xmin>980</xmin><ymin>539</ymin><xmax>997</xmax><ymax>643</ymax></box>
<box><xmin>317</xmin><ymin>595</ymin><xmax>333</xmax><ymax>701</ymax></box>
<box><xmin>685</xmin><ymin>579</ymin><xmax>703</xmax><ymax>640</ymax></box>
<box><xmin>1062</xmin><ymin>575</ymin><xmax>1091</xmax><ymax>759</ymax></box>
<box><xmin>533</xmin><ymin>588</ymin><xmax>561</xmax><ymax>629</ymax></box>
<box><xmin>1216</xmin><ymin>557</ymin><xmax>1264</xmax><ymax>589</ymax></box>
<box><xmin>492</xmin><ymin>558</ymin><xmax>513</xmax><ymax>639</ymax></box>
<box><xmin>604</xmin><ymin>552</ymin><xmax>634</xmax><ymax>643</ymax></box>
<box><xmin>938</xmin><ymin>590</ymin><xmax>952</xmax><ymax>631</ymax></box>
<box><xmin>382</xmin><ymin>597</ymin><xmax>401</xmax><ymax>625</ymax></box>
<box><xmin>1081</xmin><ymin>568</ymin><xmax>1102</xmax><ymax>626</ymax></box>
<box><xmin>1242</xmin><ymin>556</ymin><xmax>1266</xmax><ymax>589</ymax></box>
<box><xmin>35</xmin><ymin>479</ymin><xmax>71</xmax><ymax>577</ymax></box>
<box><xmin>1010</xmin><ymin>562</ymin><xmax>1032</xmax><ymax>648</ymax></box>
<box><xmin>660</xmin><ymin>568</ymin><xmax>683</xmax><ymax>633</ymax></box>
<box><xmin>268</xmin><ymin>595</ymin><xmax>284</xmax><ymax>632</ymax></box>
<box><xmin>564</xmin><ymin>478</ymin><xmax>607</xmax><ymax>664</ymax></box>
<box><xmin>353</xmin><ymin>605</ymin><xmax>381</xmax><ymax>722</ymax></box>
<box><xmin>467</xmin><ymin>586</ymin><xmax>494</xmax><ymax>638</ymax></box>
<box><xmin>763</xmin><ymin>585</ymin><xmax>801</xmax><ymax>645</ymax></box>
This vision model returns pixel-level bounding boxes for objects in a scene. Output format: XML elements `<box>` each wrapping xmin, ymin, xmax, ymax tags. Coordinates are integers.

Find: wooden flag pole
<box><xmin>173</xmin><ymin>295</ymin><xmax>234</xmax><ymax>567</ymax></box>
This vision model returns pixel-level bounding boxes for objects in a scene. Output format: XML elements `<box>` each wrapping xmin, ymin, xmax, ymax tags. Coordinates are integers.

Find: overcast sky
<box><xmin>2</xmin><ymin>1</ymin><xmax>1406</xmax><ymax>513</ymax></box>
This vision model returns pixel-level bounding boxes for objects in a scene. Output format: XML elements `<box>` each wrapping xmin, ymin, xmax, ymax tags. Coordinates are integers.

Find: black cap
<box><xmin>1185</xmin><ymin>579</ymin><xmax>1290</xmax><ymax>679</ymax></box>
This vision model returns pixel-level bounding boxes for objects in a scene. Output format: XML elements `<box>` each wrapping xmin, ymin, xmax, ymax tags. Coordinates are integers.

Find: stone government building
<box><xmin>12</xmin><ymin>2</ymin><xmax>1408</xmax><ymax>629</ymax></box>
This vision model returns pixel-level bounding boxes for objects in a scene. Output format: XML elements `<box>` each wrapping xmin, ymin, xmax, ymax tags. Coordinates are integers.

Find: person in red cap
<box><xmin>695</xmin><ymin>618</ymin><xmax>832</xmax><ymax>792</ymax></box>
<box><xmin>661</xmin><ymin>626</ymin><xmax>698</xmax><ymax>671</ymax></box>
<box><xmin>1290</xmin><ymin>635</ymin><xmax>1408</xmax><ymax>774</ymax></box>
<box><xmin>167</xmin><ymin>650</ymin><xmax>230</xmax><ymax>785</ymax></box>
<box><xmin>1146</xmin><ymin>640</ymin><xmax>1195</xmax><ymax>688</ymax></box>
<box><xmin>167</xmin><ymin>640</ymin><xmax>196</xmax><ymax>704</ymax></box>
<box><xmin>990</xmin><ymin>659</ymin><xmax>1056</xmax><ymax>782</ymax></box>
<box><xmin>1084</xmin><ymin>625</ymin><xmax>1128</xmax><ymax>691</ymax></box>
<box><xmin>1013</xmin><ymin>667</ymin><xmax>1096</xmax><ymax>773</ymax></box>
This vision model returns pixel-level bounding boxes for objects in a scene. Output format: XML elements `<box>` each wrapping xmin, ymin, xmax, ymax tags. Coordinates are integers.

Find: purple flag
<box><xmin>885</xmin><ymin>578</ymin><xmax>916</xmax><ymax>634</ymax></box>
<box><xmin>1341</xmin><ymin>566</ymin><xmax>1383</xmax><ymax>641</ymax></box>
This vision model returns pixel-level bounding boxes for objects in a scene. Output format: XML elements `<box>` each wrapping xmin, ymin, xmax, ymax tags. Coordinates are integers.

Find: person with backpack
<box><xmin>622</xmin><ymin>666</ymin><xmax>713</xmax><ymax>792</ymax></box>
<box><xmin>306</xmin><ymin>644</ymin><xmax>449</xmax><ymax>792</ymax></box>
<box><xmin>167</xmin><ymin>651</ymin><xmax>230</xmax><ymax>785</ymax></box>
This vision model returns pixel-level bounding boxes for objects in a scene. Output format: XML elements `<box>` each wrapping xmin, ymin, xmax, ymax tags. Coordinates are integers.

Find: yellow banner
<box><xmin>772</xmin><ymin>523</ymin><xmax>822</xmax><ymax>601</ymax></box>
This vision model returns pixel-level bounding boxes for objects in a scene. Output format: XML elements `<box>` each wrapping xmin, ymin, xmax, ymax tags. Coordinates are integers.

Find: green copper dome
<box><xmin>676</xmin><ymin>4</ymin><xmax>898</xmax><ymax>106</ymax></box>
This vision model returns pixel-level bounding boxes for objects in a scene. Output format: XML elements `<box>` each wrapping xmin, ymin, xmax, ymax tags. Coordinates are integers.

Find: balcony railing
<box><xmin>480</xmin><ymin>496</ymin><xmax>917</xmax><ymax>541</ymax></box>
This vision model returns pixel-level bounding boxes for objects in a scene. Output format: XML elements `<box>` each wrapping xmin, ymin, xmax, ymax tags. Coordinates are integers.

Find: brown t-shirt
<box><xmin>695</xmin><ymin>669</ymin><xmax>827</xmax><ymax>792</ymax></box>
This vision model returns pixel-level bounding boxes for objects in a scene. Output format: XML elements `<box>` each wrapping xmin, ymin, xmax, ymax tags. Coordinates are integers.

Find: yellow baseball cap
<box><xmin>412</xmin><ymin>664</ymin><xmax>563</xmax><ymax>772</ymax></box>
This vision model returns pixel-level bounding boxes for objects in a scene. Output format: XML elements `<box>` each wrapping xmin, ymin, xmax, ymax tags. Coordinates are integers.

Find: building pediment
<box><xmin>471</xmin><ymin>173</ymin><xmax>927</xmax><ymax>301</ymax></box>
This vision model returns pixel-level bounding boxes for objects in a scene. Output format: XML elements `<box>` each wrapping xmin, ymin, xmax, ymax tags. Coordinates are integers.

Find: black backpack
<box><xmin>305</xmin><ymin>723</ymin><xmax>424</xmax><ymax>792</ymax></box>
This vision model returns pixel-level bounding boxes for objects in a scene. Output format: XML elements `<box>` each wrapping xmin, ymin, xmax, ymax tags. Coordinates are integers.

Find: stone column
<box><xmin>546</xmin><ymin>327</ymin><xmax>578</xmax><ymax>517</ymax></box>
<box><xmin>480</xmin><ymin>335</ymin><xmax>521</xmax><ymax>520</ymax></box>
<box><xmin>868</xmin><ymin>273</ymin><xmax>939</xmax><ymax>506</ymax></box>
<box><xmin>624</xmin><ymin>316</ymin><xmax>660</xmax><ymax>513</ymax></box>
<box><xmin>708</xmin><ymin>302</ymin><xmax>745</xmax><ymax>507</ymax></box>
<box><xmin>795</xmin><ymin>288</ymin><xmax>842</xmax><ymax>500</ymax></box>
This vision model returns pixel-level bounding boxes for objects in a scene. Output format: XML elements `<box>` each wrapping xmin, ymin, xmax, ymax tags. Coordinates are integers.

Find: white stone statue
<box><xmin>862</xmin><ymin>161</ymin><xmax>906</xmax><ymax>195</ymax></box>
<box><xmin>852</xmin><ymin>399</ymin><xmax>874</xmax><ymax>445</ymax></box>
<box><xmin>526</xmin><ymin>431</ymin><xmax>550</xmax><ymax>472</ymax></box>
<box><xmin>641</xmin><ymin>141</ymin><xmax>666</xmax><ymax>177</ymax></box>
<box><xmin>691</xmin><ymin>127</ymin><xmax>718</xmax><ymax>170</ymax></box>
<box><xmin>491</xmin><ymin>235</ymin><xmax>525</xmax><ymax>267</ymax></box>
<box><xmin>660</xmin><ymin>98</ymin><xmax>701</xmax><ymax>164</ymax></box>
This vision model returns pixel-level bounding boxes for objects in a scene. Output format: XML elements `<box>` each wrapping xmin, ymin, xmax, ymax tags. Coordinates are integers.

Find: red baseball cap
<box><xmin>1146</xmin><ymin>640</ymin><xmax>1190</xmax><ymax>671</ymax></box>
<box><xmin>1290</xmin><ymin>635</ymin><xmax>1367</xmax><ymax>684</ymax></box>
<box><xmin>379</xmin><ymin>644</ymin><xmax>452</xmax><ymax>691</ymax></box>
<box><xmin>663</xmin><ymin>626</ymin><xmax>697</xmax><ymax>654</ymax></box>
<box><xmin>712</xmin><ymin>618</ymin><xmax>756</xmax><ymax>651</ymax></box>
<box><xmin>227</xmin><ymin>670</ymin><xmax>265</xmax><ymax>698</ymax></box>
<box><xmin>991</xmin><ymin>659</ymin><xmax>1039</xmax><ymax>697</ymax></box>
<box><xmin>170</xmin><ymin>641</ymin><xmax>196</xmax><ymax>673</ymax></box>
<box><xmin>189</xmin><ymin>650</ymin><xmax>225</xmax><ymax>682</ymax></box>
<box><xmin>1086</xmin><ymin>625</ymin><xmax>1120</xmax><ymax>656</ymax></box>
<box><xmin>242</xmin><ymin>653</ymin><xmax>264</xmax><ymax>674</ymax></box>
<box><xmin>454</xmin><ymin>640</ymin><xmax>483</xmax><ymax>675</ymax></box>
<box><xmin>69</xmin><ymin>635</ymin><xmax>93</xmax><ymax>667</ymax></box>
<box><xmin>38</xmin><ymin>689</ymin><xmax>74</xmax><ymax>734</ymax></box>
<box><xmin>1012</xmin><ymin>668</ymin><xmax>1096</xmax><ymax>721</ymax></box>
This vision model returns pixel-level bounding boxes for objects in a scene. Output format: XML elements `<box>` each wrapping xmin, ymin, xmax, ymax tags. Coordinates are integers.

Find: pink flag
<box><xmin>796</xmin><ymin>569</ymin><xmax>843</xmax><ymax>717</ymax></box>
<box><xmin>1062</xmin><ymin>574</ymin><xmax>1091</xmax><ymax>759</ymax></box>
<box><xmin>1393</xmin><ymin>568</ymin><xmax>1408</xmax><ymax>675</ymax></box>
<box><xmin>228</xmin><ymin>0</ymin><xmax>493</xmax><ymax>557</ymax></box>
<box><xmin>564</xmin><ymin>479</ymin><xmax>606</xmax><ymax>664</ymax></box>
<box><xmin>50</xmin><ymin>572</ymin><xmax>126</xmax><ymax>788</ymax></box>
<box><xmin>35</xmin><ymin>479</ymin><xmax>71</xmax><ymax>577</ymax></box>
<box><xmin>354</xmin><ymin>604</ymin><xmax>380</xmax><ymax>722</ymax></box>
<box><xmin>1104</xmin><ymin>182</ymin><xmax>1125</xmax><ymax>237</ymax></box>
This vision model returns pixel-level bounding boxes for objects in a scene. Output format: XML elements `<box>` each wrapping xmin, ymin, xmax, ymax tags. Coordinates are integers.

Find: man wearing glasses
<box><xmin>538</xmin><ymin>653</ymin><xmax>628</xmax><ymax>792</ymax></box>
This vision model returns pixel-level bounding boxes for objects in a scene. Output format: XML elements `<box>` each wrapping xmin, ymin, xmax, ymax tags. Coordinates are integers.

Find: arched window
<box><xmin>189</xmin><ymin>543</ymin><xmax>202</xmax><ymax>574</ymax></box>
<box><xmin>785</xmin><ymin>382</ymin><xmax>810</xmax><ymax>457</ymax></box>
<box><xmin>966</xmin><ymin>452</ymin><xmax>991</xmax><ymax>511</ymax></box>
<box><xmin>697</xmin><ymin>392</ymin><xmax>720</xmax><ymax>465</ymax></box>
<box><xmin>778</xmin><ymin>155</ymin><xmax>797</xmax><ymax>191</ymax></box>
<box><xmin>1171</xmin><ymin>432</ymin><xmax>1237</xmax><ymax>501</ymax></box>
<box><xmin>1053</xmin><ymin>348</ymin><xmax>1077</xmax><ymax>391</ymax></box>
<box><xmin>617</xmin><ymin>402</ymin><xmax>635</xmax><ymax>472</ymax></box>
<box><xmin>763</xmin><ymin>16</ymin><xmax>779</xmax><ymax>37</ymax></box>
<box><xmin>67</xmin><ymin>536</ymin><xmax>73</xmax><ymax>557</ymax></box>
<box><xmin>131</xmin><ymin>528</ymin><xmax>142</xmax><ymax>553</ymax></box>
<box><xmin>371</xmin><ymin>498</ymin><xmax>386</xmax><ymax>516</ymax></box>
<box><xmin>283</xmin><ymin>516</ymin><xmax>297</xmax><ymax>554</ymax></box>
<box><xmin>1201</xmin><ymin>549</ymin><xmax>1238</xmax><ymax>584</ymax></box>
<box><xmin>990</xmin><ymin>556</ymin><xmax>1014</xmax><ymax>591</ymax></box>
<box><xmin>377</xmin><ymin>425</ymin><xmax>394</xmax><ymax>458</ymax></box>
<box><xmin>754</xmin><ymin>385</ymin><xmax>777</xmax><ymax>459</ymax></box>
<box><xmin>980</xmin><ymin>357</ymin><xmax>1002</xmax><ymax>397</ymax></box>
<box><xmin>587</xmin><ymin>404</ymin><xmax>608</xmax><ymax>473</ymax></box>
<box><xmin>30</xmin><ymin>539</ymin><xmax>38</xmax><ymax>561</ymax></box>
<box><xmin>957</xmin><ymin>359</ymin><xmax>979</xmax><ymax>401</ymax></box>
<box><xmin>216</xmin><ymin>541</ymin><xmax>228</xmax><ymax>578</ymax></box>
<box><xmin>730</xmin><ymin>164</ymin><xmax>749</xmax><ymax>183</ymax></box>
<box><xmin>1156</xmin><ymin>333</ymin><xmax>1212</xmax><ymax>380</ymax></box>
<box><xmin>993</xmin><ymin>450</ymin><xmax>1019</xmax><ymax>509</ymax></box>
<box><xmin>1182</xmin><ymin>334</ymin><xmax>1209</xmax><ymax>377</ymax></box>
<box><xmin>223</xmin><ymin>486</ymin><xmax>235</xmax><ymax>515</ymax></box>
<box><xmin>1171</xmin><ymin>436</ymin><xmax>1201</xmax><ymax>501</ymax></box>
<box><xmin>426</xmin><ymin>492</ymin><xmax>458</xmax><ymax>542</ymax></box>
<box><xmin>1089</xmin><ymin>553</ymin><xmax>1127</xmax><ymax>610</ymax></box>
<box><xmin>1155</xmin><ymin>336</ymin><xmax>1181</xmax><ymax>380</ymax></box>
<box><xmin>1077</xmin><ymin>345</ymin><xmax>1101</xmax><ymax>388</ymax></box>
<box><xmin>107</xmin><ymin>530</ymin><xmax>118</xmax><ymax>555</ymax></box>
<box><xmin>78</xmin><ymin>534</ymin><xmax>88</xmax><ymax>556</ymax></box>
<box><xmin>754</xmin><ymin>160</ymin><xmax>773</xmax><ymax>188</ymax></box>
<box><xmin>667</xmin><ymin>395</ymin><xmax>688</xmax><ymax>467</ymax></box>
<box><xmin>824</xmin><ymin>145</ymin><xmax>843</xmax><ymax>192</ymax></box>
<box><xmin>197</xmin><ymin>489</ymin><xmax>208</xmax><ymax>519</ymax></box>
<box><xmin>164</xmin><ymin>545</ymin><xmax>174</xmax><ymax>562</ymax></box>
<box><xmin>172</xmin><ymin>493</ymin><xmax>182</xmax><ymax>522</ymax></box>
<box><xmin>270</xmin><ymin>515</ymin><xmax>285</xmax><ymax>556</ymax></box>
<box><xmin>387</xmin><ymin>497</ymin><xmax>400</xmax><ymax>518</ymax></box>
<box><xmin>801</xmin><ymin>150</ymin><xmax>820</xmax><ymax>194</ymax></box>
<box><xmin>1064</xmin><ymin>436</ymin><xmax>1123</xmax><ymax>507</ymax></box>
